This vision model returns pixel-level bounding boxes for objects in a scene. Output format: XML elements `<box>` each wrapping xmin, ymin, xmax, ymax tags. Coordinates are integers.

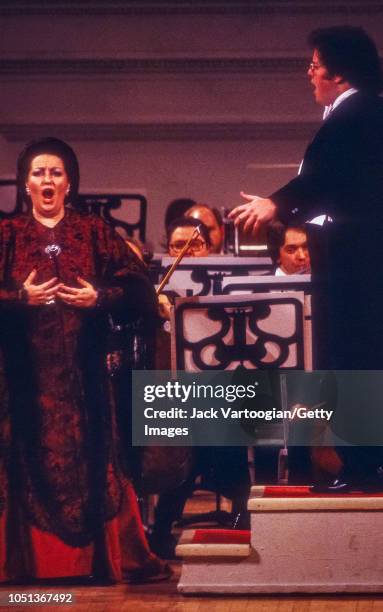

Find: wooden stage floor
<box><xmin>1</xmin><ymin>576</ymin><xmax>383</xmax><ymax>611</ymax></box>
<box><xmin>1</xmin><ymin>492</ymin><xmax>383</xmax><ymax>611</ymax></box>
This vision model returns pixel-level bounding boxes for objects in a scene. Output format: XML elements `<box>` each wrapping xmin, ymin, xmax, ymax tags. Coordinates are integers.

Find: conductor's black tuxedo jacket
<box><xmin>271</xmin><ymin>92</ymin><xmax>383</xmax><ymax>368</ymax></box>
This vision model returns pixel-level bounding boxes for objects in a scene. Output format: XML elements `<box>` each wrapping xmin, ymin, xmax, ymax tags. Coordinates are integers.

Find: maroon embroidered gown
<box><xmin>0</xmin><ymin>208</ymin><xmax>161</xmax><ymax>582</ymax></box>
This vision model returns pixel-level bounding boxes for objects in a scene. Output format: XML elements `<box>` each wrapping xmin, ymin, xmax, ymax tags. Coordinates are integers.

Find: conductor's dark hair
<box><xmin>167</xmin><ymin>216</ymin><xmax>211</xmax><ymax>249</ymax></box>
<box><xmin>17</xmin><ymin>137</ymin><xmax>80</xmax><ymax>206</ymax></box>
<box><xmin>267</xmin><ymin>221</ymin><xmax>307</xmax><ymax>265</ymax></box>
<box><xmin>308</xmin><ymin>26</ymin><xmax>383</xmax><ymax>94</ymax></box>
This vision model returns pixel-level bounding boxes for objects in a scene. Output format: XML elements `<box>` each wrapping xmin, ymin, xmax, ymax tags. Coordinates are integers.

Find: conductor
<box><xmin>229</xmin><ymin>26</ymin><xmax>383</xmax><ymax>492</ymax></box>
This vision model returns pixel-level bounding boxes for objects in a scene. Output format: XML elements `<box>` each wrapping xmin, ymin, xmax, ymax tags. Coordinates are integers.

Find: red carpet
<box><xmin>192</xmin><ymin>530</ymin><xmax>250</xmax><ymax>545</ymax></box>
<box><xmin>262</xmin><ymin>485</ymin><xmax>383</xmax><ymax>498</ymax></box>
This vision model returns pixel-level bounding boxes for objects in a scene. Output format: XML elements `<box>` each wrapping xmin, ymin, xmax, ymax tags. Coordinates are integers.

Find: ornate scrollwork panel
<box><xmin>76</xmin><ymin>193</ymin><xmax>147</xmax><ymax>242</ymax></box>
<box><xmin>174</xmin><ymin>294</ymin><xmax>305</xmax><ymax>371</ymax></box>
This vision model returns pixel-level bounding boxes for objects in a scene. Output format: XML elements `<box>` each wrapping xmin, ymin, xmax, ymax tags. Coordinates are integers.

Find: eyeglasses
<box><xmin>170</xmin><ymin>238</ymin><xmax>206</xmax><ymax>253</ymax></box>
<box><xmin>308</xmin><ymin>61</ymin><xmax>323</xmax><ymax>72</ymax></box>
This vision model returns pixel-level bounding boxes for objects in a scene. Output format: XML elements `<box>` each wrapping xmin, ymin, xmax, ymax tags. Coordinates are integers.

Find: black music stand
<box><xmin>76</xmin><ymin>192</ymin><xmax>147</xmax><ymax>242</ymax></box>
<box><xmin>170</xmin><ymin>291</ymin><xmax>311</xmax><ymax>526</ymax></box>
<box><xmin>0</xmin><ymin>179</ymin><xmax>24</xmax><ymax>217</ymax></box>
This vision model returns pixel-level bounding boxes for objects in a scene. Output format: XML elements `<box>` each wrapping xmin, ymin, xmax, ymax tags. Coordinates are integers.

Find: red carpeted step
<box><xmin>192</xmin><ymin>529</ymin><xmax>250</xmax><ymax>545</ymax></box>
<box><xmin>260</xmin><ymin>485</ymin><xmax>383</xmax><ymax>498</ymax></box>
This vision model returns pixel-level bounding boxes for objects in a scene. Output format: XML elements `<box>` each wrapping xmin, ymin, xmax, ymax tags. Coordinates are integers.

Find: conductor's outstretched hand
<box><xmin>228</xmin><ymin>192</ymin><xmax>277</xmax><ymax>235</ymax></box>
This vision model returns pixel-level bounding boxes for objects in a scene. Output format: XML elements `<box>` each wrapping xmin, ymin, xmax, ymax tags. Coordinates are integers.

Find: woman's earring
<box><xmin>25</xmin><ymin>186</ymin><xmax>30</xmax><ymax>195</ymax></box>
<box><xmin>66</xmin><ymin>185</ymin><xmax>70</xmax><ymax>195</ymax></box>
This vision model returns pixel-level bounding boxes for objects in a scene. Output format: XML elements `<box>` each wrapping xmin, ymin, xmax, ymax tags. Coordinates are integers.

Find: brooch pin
<box><xmin>45</xmin><ymin>244</ymin><xmax>62</xmax><ymax>258</ymax></box>
<box><xmin>44</xmin><ymin>244</ymin><xmax>62</xmax><ymax>304</ymax></box>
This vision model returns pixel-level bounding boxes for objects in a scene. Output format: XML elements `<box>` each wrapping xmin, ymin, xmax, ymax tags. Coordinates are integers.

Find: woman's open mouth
<box><xmin>42</xmin><ymin>187</ymin><xmax>55</xmax><ymax>202</ymax></box>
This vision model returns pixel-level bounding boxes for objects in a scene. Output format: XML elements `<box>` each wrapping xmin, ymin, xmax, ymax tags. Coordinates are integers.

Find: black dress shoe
<box><xmin>311</xmin><ymin>470</ymin><xmax>383</xmax><ymax>494</ymax></box>
<box><xmin>309</xmin><ymin>478</ymin><xmax>354</xmax><ymax>494</ymax></box>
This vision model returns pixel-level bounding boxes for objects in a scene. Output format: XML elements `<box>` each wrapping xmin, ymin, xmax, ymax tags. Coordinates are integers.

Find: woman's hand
<box><xmin>57</xmin><ymin>276</ymin><xmax>98</xmax><ymax>308</ymax></box>
<box><xmin>23</xmin><ymin>269</ymin><xmax>61</xmax><ymax>305</ymax></box>
<box><xmin>228</xmin><ymin>192</ymin><xmax>277</xmax><ymax>235</ymax></box>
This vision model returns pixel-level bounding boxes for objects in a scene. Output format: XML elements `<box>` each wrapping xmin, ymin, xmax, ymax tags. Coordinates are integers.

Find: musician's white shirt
<box><xmin>275</xmin><ymin>267</ymin><xmax>287</xmax><ymax>276</ymax></box>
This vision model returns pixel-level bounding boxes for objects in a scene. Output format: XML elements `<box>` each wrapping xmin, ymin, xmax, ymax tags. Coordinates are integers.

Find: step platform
<box><xmin>176</xmin><ymin>485</ymin><xmax>383</xmax><ymax>594</ymax></box>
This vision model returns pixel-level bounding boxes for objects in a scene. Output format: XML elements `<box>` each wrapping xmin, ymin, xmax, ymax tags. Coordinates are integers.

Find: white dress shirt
<box><xmin>322</xmin><ymin>87</ymin><xmax>358</xmax><ymax>120</ymax></box>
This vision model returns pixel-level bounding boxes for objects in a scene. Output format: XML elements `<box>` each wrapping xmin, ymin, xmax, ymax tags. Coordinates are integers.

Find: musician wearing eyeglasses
<box><xmin>157</xmin><ymin>217</ymin><xmax>211</xmax><ymax>321</ymax></box>
<box><xmin>229</xmin><ymin>27</ymin><xmax>383</xmax><ymax>493</ymax></box>
<box><xmin>167</xmin><ymin>216</ymin><xmax>211</xmax><ymax>257</ymax></box>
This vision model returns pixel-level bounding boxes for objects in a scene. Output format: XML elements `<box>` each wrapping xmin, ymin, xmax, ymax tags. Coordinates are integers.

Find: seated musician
<box><xmin>150</xmin><ymin>218</ymin><xmax>250</xmax><ymax>558</ymax></box>
<box><xmin>184</xmin><ymin>203</ymin><xmax>224</xmax><ymax>254</ymax></box>
<box><xmin>266</xmin><ymin>221</ymin><xmax>311</xmax><ymax>275</ymax></box>
<box><xmin>149</xmin><ymin>448</ymin><xmax>250</xmax><ymax>559</ymax></box>
<box><xmin>266</xmin><ymin>223</ymin><xmax>342</xmax><ymax>484</ymax></box>
<box><xmin>158</xmin><ymin>217</ymin><xmax>212</xmax><ymax>320</ymax></box>
<box><xmin>167</xmin><ymin>216</ymin><xmax>211</xmax><ymax>257</ymax></box>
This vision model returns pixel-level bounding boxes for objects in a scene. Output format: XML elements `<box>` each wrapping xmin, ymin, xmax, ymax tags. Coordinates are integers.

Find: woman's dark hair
<box><xmin>308</xmin><ymin>26</ymin><xmax>383</xmax><ymax>94</ymax></box>
<box><xmin>166</xmin><ymin>216</ymin><xmax>211</xmax><ymax>249</ymax></box>
<box><xmin>17</xmin><ymin>137</ymin><xmax>80</xmax><ymax>206</ymax></box>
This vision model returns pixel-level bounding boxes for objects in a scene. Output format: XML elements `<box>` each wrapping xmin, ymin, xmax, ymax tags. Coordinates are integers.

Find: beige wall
<box><xmin>0</xmin><ymin>1</ymin><xmax>382</xmax><ymax>247</ymax></box>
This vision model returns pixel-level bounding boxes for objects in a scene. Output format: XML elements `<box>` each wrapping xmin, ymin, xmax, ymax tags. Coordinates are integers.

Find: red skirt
<box><xmin>0</xmin><ymin>478</ymin><xmax>164</xmax><ymax>583</ymax></box>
